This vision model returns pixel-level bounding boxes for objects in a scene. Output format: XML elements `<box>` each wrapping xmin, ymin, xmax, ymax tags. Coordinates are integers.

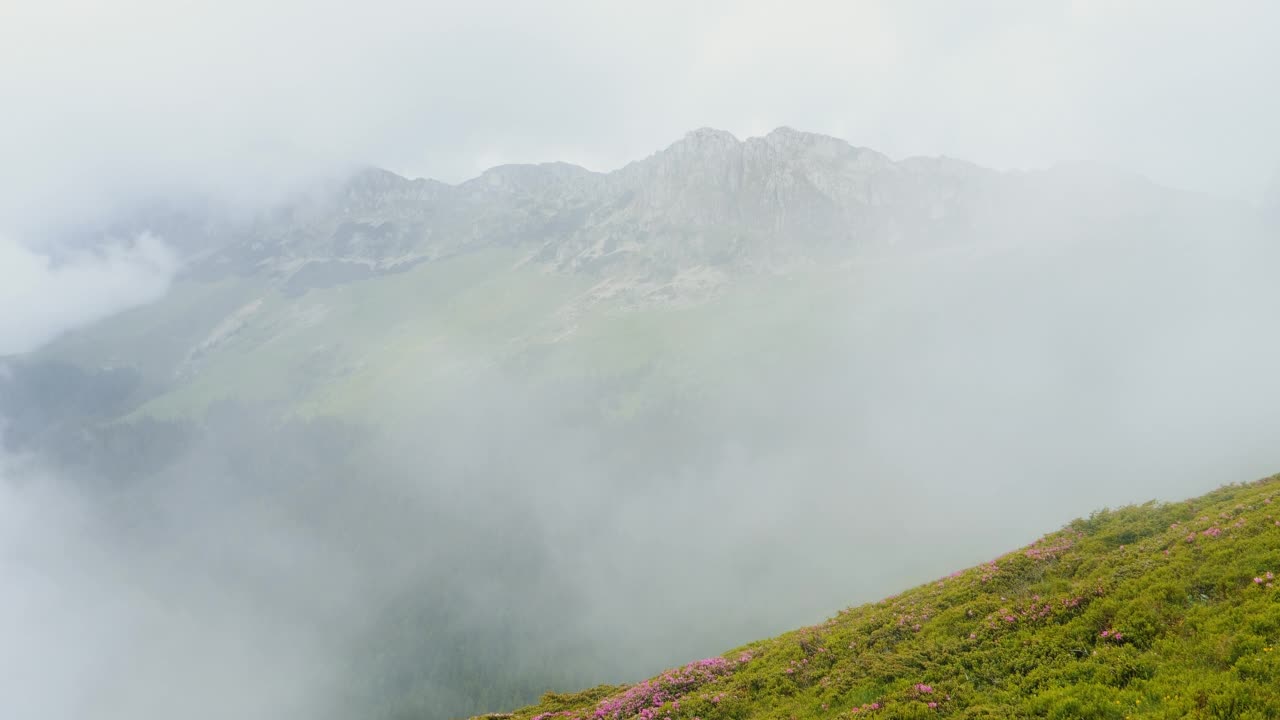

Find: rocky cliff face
<box><xmin>538</xmin><ymin>127</ymin><xmax>987</xmax><ymax>276</ymax></box>
<box><xmin>147</xmin><ymin>127</ymin><xmax>1213</xmax><ymax>303</ymax></box>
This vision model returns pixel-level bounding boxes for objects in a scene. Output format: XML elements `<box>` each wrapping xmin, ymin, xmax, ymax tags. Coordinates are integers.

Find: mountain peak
<box><xmin>664</xmin><ymin>127</ymin><xmax>740</xmax><ymax>156</ymax></box>
<box><xmin>182</xmin><ymin>126</ymin><xmax>1205</xmax><ymax>300</ymax></box>
<box><xmin>467</xmin><ymin>161</ymin><xmax>597</xmax><ymax>192</ymax></box>
<box><xmin>766</xmin><ymin>125</ymin><xmax>804</xmax><ymax>138</ymax></box>
<box><xmin>755</xmin><ymin>126</ymin><xmax>869</xmax><ymax>162</ymax></box>
<box><xmin>683</xmin><ymin>127</ymin><xmax>739</xmax><ymax>144</ymax></box>
<box><xmin>761</xmin><ymin>125</ymin><xmax>837</xmax><ymax>144</ymax></box>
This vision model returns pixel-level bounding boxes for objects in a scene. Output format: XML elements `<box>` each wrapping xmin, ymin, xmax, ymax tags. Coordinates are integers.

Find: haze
<box><xmin>1</xmin><ymin>3</ymin><xmax>1279</xmax><ymax>720</ymax></box>
<box><xmin>3</xmin><ymin>0</ymin><xmax>1279</xmax><ymax>234</ymax></box>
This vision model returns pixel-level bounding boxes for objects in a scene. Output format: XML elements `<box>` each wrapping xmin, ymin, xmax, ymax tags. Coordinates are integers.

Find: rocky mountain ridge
<box><xmin>94</xmin><ymin>127</ymin><xmax>1214</xmax><ymax>306</ymax></box>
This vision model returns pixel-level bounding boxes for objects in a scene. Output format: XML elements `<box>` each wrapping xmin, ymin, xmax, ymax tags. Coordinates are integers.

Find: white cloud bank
<box><xmin>1</xmin><ymin>0</ymin><xmax>1277</xmax><ymax>235</ymax></box>
<box><xmin>0</xmin><ymin>234</ymin><xmax>176</xmax><ymax>355</ymax></box>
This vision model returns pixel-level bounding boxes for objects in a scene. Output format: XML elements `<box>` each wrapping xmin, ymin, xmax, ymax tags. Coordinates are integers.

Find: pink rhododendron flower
<box><xmin>593</xmin><ymin>657</ymin><xmax>739</xmax><ymax>720</ymax></box>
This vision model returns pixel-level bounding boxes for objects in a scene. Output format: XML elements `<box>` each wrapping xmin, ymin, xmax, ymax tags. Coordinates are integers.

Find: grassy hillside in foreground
<box><xmin>489</xmin><ymin>475</ymin><xmax>1280</xmax><ymax>720</ymax></box>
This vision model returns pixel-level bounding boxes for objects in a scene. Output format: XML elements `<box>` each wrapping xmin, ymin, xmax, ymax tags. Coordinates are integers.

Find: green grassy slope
<box><xmin>32</xmin><ymin>248</ymin><xmax>591</xmax><ymax>421</ymax></box>
<box><xmin>493</xmin><ymin>475</ymin><xmax>1280</xmax><ymax>720</ymax></box>
<box><xmin>32</xmin><ymin>249</ymin><xmax>891</xmax><ymax>427</ymax></box>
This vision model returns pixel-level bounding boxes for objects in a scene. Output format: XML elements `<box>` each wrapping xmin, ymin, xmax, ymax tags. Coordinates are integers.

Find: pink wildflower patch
<box><xmin>593</xmin><ymin>656</ymin><xmax>740</xmax><ymax>720</ymax></box>
<box><xmin>1025</xmin><ymin>534</ymin><xmax>1074</xmax><ymax>561</ymax></box>
<box><xmin>977</xmin><ymin>562</ymin><xmax>1000</xmax><ymax>583</ymax></box>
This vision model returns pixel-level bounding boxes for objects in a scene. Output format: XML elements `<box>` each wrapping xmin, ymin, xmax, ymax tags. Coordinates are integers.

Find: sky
<box><xmin>2</xmin><ymin>0</ymin><xmax>1278</xmax><ymax>241</ymax></box>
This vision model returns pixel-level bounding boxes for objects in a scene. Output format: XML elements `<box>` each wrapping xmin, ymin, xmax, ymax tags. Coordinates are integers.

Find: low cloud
<box><xmin>3</xmin><ymin>1</ymin><xmax>1279</xmax><ymax>234</ymax></box>
<box><xmin>0</xmin><ymin>441</ymin><xmax>352</xmax><ymax>720</ymax></box>
<box><xmin>0</xmin><ymin>233</ymin><xmax>176</xmax><ymax>355</ymax></box>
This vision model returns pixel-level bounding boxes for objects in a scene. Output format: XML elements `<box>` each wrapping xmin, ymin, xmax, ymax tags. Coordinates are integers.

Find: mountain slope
<box><xmin>108</xmin><ymin>126</ymin><xmax>1206</xmax><ymax>301</ymax></box>
<box><xmin>492</xmin><ymin>475</ymin><xmax>1280</xmax><ymax>720</ymax></box>
<box><xmin>5</xmin><ymin>129</ymin><xmax>1279</xmax><ymax>720</ymax></box>
<box><xmin>15</xmin><ymin>126</ymin><xmax>1252</xmax><ymax>429</ymax></box>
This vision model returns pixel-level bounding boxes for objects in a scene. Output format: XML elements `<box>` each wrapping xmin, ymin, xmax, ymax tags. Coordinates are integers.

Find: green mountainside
<box><xmin>3</xmin><ymin>129</ymin><xmax>1279</xmax><ymax>720</ymax></box>
<box><xmin>494</xmin><ymin>475</ymin><xmax>1280</xmax><ymax>720</ymax></box>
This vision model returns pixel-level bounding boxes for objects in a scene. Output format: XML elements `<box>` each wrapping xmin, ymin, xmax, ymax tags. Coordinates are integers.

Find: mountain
<box><xmin>4</xmin><ymin>129</ymin><xmax>1279</xmax><ymax>720</ymax></box>
<box><xmin>11</xmin><ymin>126</ymin><xmax>1251</xmax><ymax>427</ymax></box>
<box><xmin>106</xmin><ymin>127</ymin><xmax>1208</xmax><ymax>304</ymax></box>
<box><xmin>490</xmin><ymin>475</ymin><xmax>1280</xmax><ymax>720</ymax></box>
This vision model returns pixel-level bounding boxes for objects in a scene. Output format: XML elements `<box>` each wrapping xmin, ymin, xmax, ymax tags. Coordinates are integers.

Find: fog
<box><xmin>5</xmin><ymin>193</ymin><xmax>1278</xmax><ymax>718</ymax></box>
<box><xmin>3</xmin><ymin>3</ymin><xmax>1280</xmax><ymax>720</ymax></box>
<box><xmin>0</xmin><ymin>454</ymin><xmax>348</xmax><ymax>720</ymax></box>
<box><xmin>3</xmin><ymin>0</ymin><xmax>1280</xmax><ymax>235</ymax></box>
<box><xmin>0</xmin><ymin>234</ymin><xmax>175</xmax><ymax>355</ymax></box>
